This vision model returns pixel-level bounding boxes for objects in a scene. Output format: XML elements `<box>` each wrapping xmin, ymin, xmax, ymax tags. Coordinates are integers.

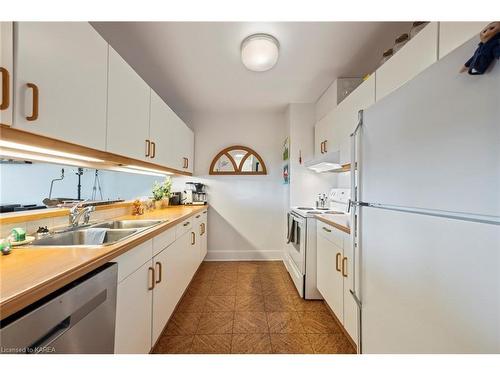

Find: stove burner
<box><xmin>296</xmin><ymin>207</ymin><xmax>314</xmax><ymax>210</ymax></box>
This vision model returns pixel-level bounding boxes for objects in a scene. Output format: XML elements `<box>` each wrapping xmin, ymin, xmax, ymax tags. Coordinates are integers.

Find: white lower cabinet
<box><xmin>114</xmin><ymin>260</ymin><xmax>154</xmax><ymax>354</ymax></box>
<box><xmin>151</xmin><ymin>239</ymin><xmax>184</xmax><ymax>344</ymax></box>
<box><xmin>114</xmin><ymin>213</ymin><xmax>207</xmax><ymax>353</ymax></box>
<box><xmin>199</xmin><ymin>210</ymin><xmax>208</xmax><ymax>261</ymax></box>
<box><xmin>316</xmin><ymin>222</ymin><xmax>357</xmax><ymax>345</ymax></box>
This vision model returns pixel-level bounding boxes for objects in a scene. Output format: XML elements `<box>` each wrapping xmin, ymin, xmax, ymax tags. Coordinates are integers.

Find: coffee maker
<box><xmin>183</xmin><ymin>182</ymin><xmax>207</xmax><ymax>205</ymax></box>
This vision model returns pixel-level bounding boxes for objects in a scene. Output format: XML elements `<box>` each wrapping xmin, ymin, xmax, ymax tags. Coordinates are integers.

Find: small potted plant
<box><xmin>152</xmin><ymin>177</ymin><xmax>173</xmax><ymax>210</ymax></box>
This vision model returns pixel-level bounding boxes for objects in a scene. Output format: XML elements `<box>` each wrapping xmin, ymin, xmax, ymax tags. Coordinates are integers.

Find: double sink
<box><xmin>29</xmin><ymin>219</ymin><xmax>165</xmax><ymax>247</ymax></box>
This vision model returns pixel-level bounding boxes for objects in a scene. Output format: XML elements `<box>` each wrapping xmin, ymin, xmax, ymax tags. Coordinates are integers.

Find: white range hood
<box><xmin>304</xmin><ymin>150</ymin><xmax>343</xmax><ymax>173</ymax></box>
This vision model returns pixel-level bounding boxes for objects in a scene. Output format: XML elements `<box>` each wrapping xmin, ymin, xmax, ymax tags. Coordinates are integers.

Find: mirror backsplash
<box><xmin>0</xmin><ymin>162</ymin><xmax>188</xmax><ymax>207</ymax></box>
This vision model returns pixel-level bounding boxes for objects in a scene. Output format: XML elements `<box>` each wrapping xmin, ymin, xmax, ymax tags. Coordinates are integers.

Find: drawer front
<box><xmin>317</xmin><ymin>223</ymin><xmax>343</xmax><ymax>249</ymax></box>
<box><xmin>176</xmin><ymin>217</ymin><xmax>193</xmax><ymax>238</ymax></box>
<box><xmin>152</xmin><ymin>226</ymin><xmax>175</xmax><ymax>256</ymax></box>
<box><xmin>114</xmin><ymin>239</ymin><xmax>153</xmax><ymax>283</ymax></box>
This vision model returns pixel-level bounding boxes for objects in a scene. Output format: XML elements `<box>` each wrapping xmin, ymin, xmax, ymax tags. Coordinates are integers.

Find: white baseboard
<box><xmin>204</xmin><ymin>250</ymin><xmax>284</xmax><ymax>261</ymax></box>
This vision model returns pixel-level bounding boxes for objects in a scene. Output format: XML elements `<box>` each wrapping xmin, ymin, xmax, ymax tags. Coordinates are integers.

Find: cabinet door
<box><xmin>314</xmin><ymin>111</ymin><xmax>335</xmax><ymax>157</ymax></box>
<box><xmin>151</xmin><ymin>242</ymin><xmax>182</xmax><ymax>344</ymax></box>
<box><xmin>316</xmin><ymin>230</ymin><xmax>344</xmax><ymax>322</ymax></box>
<box><xmin>199</xmin><ymin>210</ymin><xmax>208</xmax><ymax>261</ymax></box>
<box><xmin>160</xmin><ymin>112</ymin><xmax>192</xmax><ymax>172</ymax></box>
<box><xmin>149</xmin><ymin>89</ymin><xmax>175</xmax><ymax>167</ymax></box>
<box><xmin>341</xmin><ymin>233</ymin><xmax>358</xmax><ymax>344</ymax></box>
<box><xmin>314</xmin><ymin>118</ymin><xmax>325</xmax><ymax>158</ymax></box>
<box><xmin>0</xmin><ymin>22</ymin><xmax>13</xmax><ymax>126</ymax></box>
<box><xmin>334</xmin><ymin>75</ymin><xmax>375</xmax><ymax>165</ymax></box>
<box><xmin>115</xmin><ymin>261</ymin><xmax>153</xmax><ymax>354</ymax></box>
<box><xmin>376</xmin><ymin>22</ymin><xmax>438</xmax><ymax>101</ymax></box>
<box><xmin>14</xmin><ymin>22</ymin><xmax>108</xmax><ymax>149</ymax></box>
<box><xmin>107</xmin><ymin>46</ymin><xmax>150</xmax><ymax>160</ymax></box>
<box><xmin>438</xmin><ymin>22</ymin><xmax>487</xmax><ymax>59</ymax></box>
<box><xmin>177</xmin><ymin>120</ymin><xmax>194</xmax><ymax>173</ymax></box>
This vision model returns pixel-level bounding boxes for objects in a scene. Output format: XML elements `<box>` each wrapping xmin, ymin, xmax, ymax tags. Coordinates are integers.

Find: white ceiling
<box><xmin>92</xmin><ymin>22</ymin><xmax>411</xmax><ymax>114</ymax></box>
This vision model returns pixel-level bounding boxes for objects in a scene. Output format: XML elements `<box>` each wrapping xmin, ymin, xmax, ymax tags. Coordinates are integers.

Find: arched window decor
<box><xmin>209</xmin><ymin>145</ymin><xmax>267</xmax><ymax>175</ymax></box>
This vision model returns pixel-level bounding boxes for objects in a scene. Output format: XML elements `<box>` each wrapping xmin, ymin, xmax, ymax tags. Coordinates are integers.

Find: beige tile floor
<box><xmin>152</xmin><ymin>261</ymin><xmax>356</xmax><ymax>354</ymax></box>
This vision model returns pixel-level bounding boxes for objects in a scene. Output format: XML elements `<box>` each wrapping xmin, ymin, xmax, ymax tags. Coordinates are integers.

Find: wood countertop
<box><xmin>0</xmin><ymin>205</ymin><xmax>207</xmax><ymax>320</ymax></box>
<box><xmin>315</xmin><ymin>214</ymin><xmax>351</xmax><ymax>234</ymax></box>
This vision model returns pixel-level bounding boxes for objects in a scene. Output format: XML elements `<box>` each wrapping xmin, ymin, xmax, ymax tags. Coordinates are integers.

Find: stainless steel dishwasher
<box><xmin>0</xmin><ymin>263</ymin><xmax>117</xmax><ymax>354</ymax></box>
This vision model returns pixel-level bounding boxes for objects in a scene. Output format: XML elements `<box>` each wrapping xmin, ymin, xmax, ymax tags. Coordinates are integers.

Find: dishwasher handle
<box><xmin>27</xmin><ymin>317</ymin><xmax>71</xmax><ymax>353</ymax></box>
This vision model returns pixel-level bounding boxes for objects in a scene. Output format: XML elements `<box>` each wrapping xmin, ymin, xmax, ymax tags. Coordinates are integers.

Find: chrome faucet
<box><xmin>69</xmin><ymin>201</ymin><xmax>95</xmax><ymax>227</ymax></box>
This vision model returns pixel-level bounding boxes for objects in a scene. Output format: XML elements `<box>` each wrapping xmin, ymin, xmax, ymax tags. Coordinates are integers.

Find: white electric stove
<box><xmin>285</xmin><ymin>189</ymin><xmax>351</xmax><ymax>299</ymax></box>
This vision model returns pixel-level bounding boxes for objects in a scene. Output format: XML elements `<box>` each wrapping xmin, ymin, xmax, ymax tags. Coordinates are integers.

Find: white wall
<box><xmin>182</xmin><ymin>111</ymin><xmax>286</xmax><ymax>260</ymax></box>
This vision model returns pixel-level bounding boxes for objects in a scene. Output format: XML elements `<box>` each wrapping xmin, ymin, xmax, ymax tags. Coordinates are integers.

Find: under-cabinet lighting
<box><xmin>307</xmin><ymin>162</ymin><xmax>343</xmax><ymax>173</ymax></box>
<box><xmin>0</xmin><ymin>140</ymin><xmax>104</xmax><ymax>162</ymax></box>
<box><xmin>125</xmin><ymin>165</ymin><xmax>173</xmax><ymax>175</ymax></box>
<box><xmin>0</xmin><ymin>149</ymin><xmax>99</xmax><ymax>168</ymax></box>
<box><xmin>111</xmin><ymin>166</ymin><xmax>170</xmax><ymax>177</ymax></box>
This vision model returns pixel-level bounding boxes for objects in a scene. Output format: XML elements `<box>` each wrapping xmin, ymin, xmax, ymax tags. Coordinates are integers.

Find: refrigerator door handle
<box><xmin>350</xmin><ymin>109</ymin><xmax>364</xmax><ymax>354</ymax></box>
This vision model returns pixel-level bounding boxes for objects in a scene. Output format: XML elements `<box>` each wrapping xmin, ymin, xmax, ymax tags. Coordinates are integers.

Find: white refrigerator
<box><xmin>350</xmin><ymin>38</ymin><xmax>500</xmax><ymax>353</ymax></box>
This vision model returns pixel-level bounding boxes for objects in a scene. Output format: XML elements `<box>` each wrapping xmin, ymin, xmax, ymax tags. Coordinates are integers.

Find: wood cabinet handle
<box><xmin>0</xmin><ymin>67</ymin><xmax>10</xmax><ymax>111</ymax></box>
<box><xmin>191</xmin><ymin>231</ymin><xmax>196</xmax><ymax>245</ymax></box>
<box><xmin>155</xmin><ymin>261</ymin><xmax>162</xmax><ymax>284</ymax></box>
<box><xmin>145</xmin><ymin>139</ymin><xmax>150</xmax><ymax>157</ymax></box>
<box><xmin>151</xmin><ymin>141</ymin><xmax>156</xmax><ymax>158</ymax></box>
<box><xmin>322</xmin><ymin>226</ymin><xmax>332</xmax><ymax>233</ymax></box>
<box><xmin>183</xmin><ymin>221</ymin><xmax>190</xmax><ymax>227</ymax></box>
<box><xmin>320</xmin><ymin>141</ymin><xmax>323</xmax><ymax>154</ymax></box>
<box><xmin>199</xmin><ymin>223</ymin><xmax>203</xmax><ymax>235</ymax></box>
<box><xmin>26</xmin><ymin>83</ymin><xmax>39</xmax><ymax>121</ymax></box>
<box><xmin>148</xmin><ymin>266</ymin><xmax>155</xmax><ymax>290</ymax></box>
<box><xmin>202</xmin><ymin>222</ymin><xmax>205</xmax><ymax>235</ymax></box>
<box><xmin>335</xmin><ymin>252</ymin><xmax>342</xmax><ymax>272</ymax></box>
<box><xmin>342</xmin><ymin>257</ymin><xmax>348</xmax><ymax>277</ymax></box>
<box><xmin>323</xmin><ymin>140</ymin><xmax>327</xmax><ymax>153</ymax></box>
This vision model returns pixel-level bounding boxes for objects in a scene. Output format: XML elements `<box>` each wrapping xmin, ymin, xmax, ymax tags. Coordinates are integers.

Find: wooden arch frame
<box><xmin>209</xmin><ymin>145</ymin><xmax>267</xmax><ymax>175</ymax></box>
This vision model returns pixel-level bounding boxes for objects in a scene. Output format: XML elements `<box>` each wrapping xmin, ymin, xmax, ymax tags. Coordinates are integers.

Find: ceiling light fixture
<box><xmin>241</xmin><ymin>33</ymin><xmax>280</xmax><ymax>72</ymax></box>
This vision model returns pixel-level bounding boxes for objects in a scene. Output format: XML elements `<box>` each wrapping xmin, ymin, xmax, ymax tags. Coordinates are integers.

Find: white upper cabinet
<box><xmin>106</xmin><ymin>46</ymin><xmax>151</xmax><ymax>161</ymax></box>
<box><xmin>1</xmin><ymin>22</ymin><xmax>13</xmax><ymax>126</ymax></box>
<box><xmin>150</xmin><ymin>89</ymin><xmax>194</xmax><ymax>172</ymax></box>
<box><xmin>438</xmin><ymin>22</ymin><xmax>488</xmax><ymax>59</ymax></box>
<box><xmin>334</xmin><ymin>75</ymin><xmax>375</xmax><ymax>165</ymax></box>
<box><xmin>166</xmin><ymin>114</ymin><xmax>194</xmax><ymax>173</ymax></box>
<box><xmin>14</xmin><ymin>22</ymin><xmax>108</xmax><ymax>149</ymax></box>
<box><xmin>376</xmin><ymin>22</ymin><xmax>438</xmax><ymax>102</ymax></box>
<box><xmin>314</xmin><ymin>108</ymin><xmax>335</xmax><ymax>158</ymax></box>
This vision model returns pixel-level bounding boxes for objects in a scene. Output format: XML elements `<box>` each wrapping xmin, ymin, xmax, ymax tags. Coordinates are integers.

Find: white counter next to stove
<box><xmin>315</xmin><ymin>213</ymin><xmax>351</xmax><ymax>234</ymax></box>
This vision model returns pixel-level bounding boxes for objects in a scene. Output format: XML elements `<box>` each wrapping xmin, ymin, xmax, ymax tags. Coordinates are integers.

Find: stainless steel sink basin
<box><xmin>90</xmin><ymin>219</ymin><xmax>165</xmax><ymax>230</ymax></box>
<box><xmin>27</xmin><ymin>219</ymin><xmax>166</xmax><ymax>247</ymax></box>
<box><xmin>29</xmin><ymin>228</ymin><xmax>139</xmax><ymax>247</ymax></box>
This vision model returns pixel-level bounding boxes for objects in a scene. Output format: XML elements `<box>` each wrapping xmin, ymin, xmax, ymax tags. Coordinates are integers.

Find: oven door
<box><xmin>288</xmin><ymin>212</ymin><xmax>306</xmax><ymax>275</ymax></box>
